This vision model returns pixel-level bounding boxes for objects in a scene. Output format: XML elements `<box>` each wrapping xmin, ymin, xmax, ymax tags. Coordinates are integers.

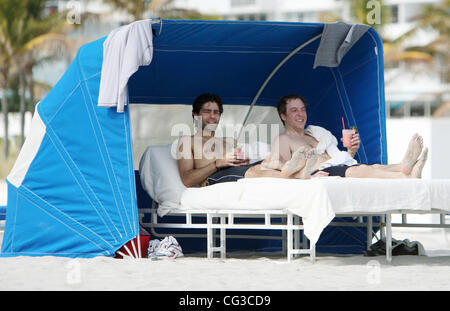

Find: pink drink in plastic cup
<box><xmin>235</xmin><ymin>147</ymin><xmax>244</xmax><ymax>160</ymax></box>
<box><xmin>342</xmin><ymin>129</ymin><xmax>355</xmax><ymax>148</ymax></box>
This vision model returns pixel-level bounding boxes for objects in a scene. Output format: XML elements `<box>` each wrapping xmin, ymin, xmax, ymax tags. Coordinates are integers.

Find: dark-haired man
<box><xmin>177</xmin><ymin>93</ymin><xmax>260</xmax><ymax>187</ymax></box>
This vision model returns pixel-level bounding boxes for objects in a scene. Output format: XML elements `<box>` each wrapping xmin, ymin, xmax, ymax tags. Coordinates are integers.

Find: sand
<box><xmin>1</xmin><ymin>181</ymin><xmax>449</xmax><ymax>291</ymax></box>
<box><xmin>0</xmin><ymin>246</ymin><xmax>449</xmax><ymax>291</ymax></box>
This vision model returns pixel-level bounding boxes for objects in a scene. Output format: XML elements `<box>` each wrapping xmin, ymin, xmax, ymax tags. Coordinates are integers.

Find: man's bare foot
<box><xmin>261</xmin><ymin>154</ymin><xmax>283</xmax><ymax>170</ymax></box>
<box><xmin>401</xmin><ymin>134</ymin><xmax>423</xmax><ymax>175</ymax></box>
<box><xmin>281</xmin><ymin>147</ymin><xmax>312</xmax><ymax>177</ymax></box>
<box><xmin>410</xmin><ymin>147</ymin><xmax>428</xmax><ymax>178</ymax></box>
<box><xmin>294</xmin><ymin>152</ymin><xmax>320</xmax><ymax>179</ymax></box>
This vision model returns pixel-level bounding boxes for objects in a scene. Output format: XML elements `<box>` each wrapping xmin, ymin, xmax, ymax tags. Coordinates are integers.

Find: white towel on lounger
<box><xmin>305</xmin><ymin>125</ymin><xmax>357</xmax><ymax>170</ymax></box>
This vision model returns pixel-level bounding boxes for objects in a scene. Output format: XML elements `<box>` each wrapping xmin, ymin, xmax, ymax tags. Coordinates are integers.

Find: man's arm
<box><xmin>178</xmin><ymin>158</ymin><xmax>218</xmax><ymax>187</ymax></box>
<box><xmin>177</xmin><ymin>136</ymin><xmax>246</xmax><ymax>187</ymax></box>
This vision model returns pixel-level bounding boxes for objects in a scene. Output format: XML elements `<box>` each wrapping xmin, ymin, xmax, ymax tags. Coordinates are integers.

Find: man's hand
<box><xmin>216</xmin><ymin>150</ymin><xmax>249</xmax><ymax>168</ymax></box>
<box><xmin>347</xmin><ymin>132</ymin><xmax>360</xmax><ymax>157</ymax></box>
<box><xmin>341</xmin><ymin>132</ymin><xmax>360</xmax><ymax>157</ymax></box>
<box><xmin>311</xmin><ymin>171</ymin><xmax>330</xmax><ymax>178</ymax></box>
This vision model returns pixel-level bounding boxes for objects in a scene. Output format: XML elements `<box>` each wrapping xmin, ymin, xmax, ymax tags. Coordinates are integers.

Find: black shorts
<box><xmin>311</xmin><ymin>164</ymin><xmax>360</xmax><ymax>178</ymax></box>
<box><xmin>206</xmin><ymin>161</ymin><xmax>262</xmax><ymax>186</ymax></box>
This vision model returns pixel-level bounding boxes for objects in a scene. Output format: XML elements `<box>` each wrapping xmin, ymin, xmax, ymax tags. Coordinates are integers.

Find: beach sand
<box><xmin>0</xmin><ymin>246</ymin><xmax>449</xmax><ymax>291</ymax></box>
<box><xmin>1</xmin><ymin>181</ymin><xmax>449</xmax><ymax>291</ymax></box>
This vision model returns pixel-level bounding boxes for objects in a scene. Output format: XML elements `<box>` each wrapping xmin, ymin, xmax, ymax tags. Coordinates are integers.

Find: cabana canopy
<box><xmin>1</xmin><ymin>19</ymin><xmax>386</xmax><ymax>257</ymax></box>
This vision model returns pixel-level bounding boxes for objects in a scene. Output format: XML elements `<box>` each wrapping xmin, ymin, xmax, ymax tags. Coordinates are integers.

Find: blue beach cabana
<box><xmin>1</xmin><ymin>19</ymin><xmax>386</xmax><ymax>257</ymax></box>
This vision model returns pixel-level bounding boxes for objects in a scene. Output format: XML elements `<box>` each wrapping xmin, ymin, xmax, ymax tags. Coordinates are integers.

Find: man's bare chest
<box><xmin>191</xmin><ymin>137</ymin><xmax>230</xmax><ymax>163</ymax></box>
<box><xmin>290</xmin><ymin>135</ymin><xmax>318</xmax><ymax>150</ymax></box>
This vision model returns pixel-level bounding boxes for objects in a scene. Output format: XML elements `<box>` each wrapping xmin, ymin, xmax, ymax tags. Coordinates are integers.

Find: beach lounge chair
<box><xmin>138</xmin><ymin>144</ymin><xmax>450</xmax><ymax>263</ymax></box>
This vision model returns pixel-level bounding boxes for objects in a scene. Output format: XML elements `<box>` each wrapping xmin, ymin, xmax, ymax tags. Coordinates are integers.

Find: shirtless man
<box><xmin>246</xmin><ymin>94</ymin><xmax>428</xmax><ymax>179</ymax></box>
<box><xmin>177</xmin><ymin>93</ymin><xmax>259</xmax><ymax>187</ymax></box>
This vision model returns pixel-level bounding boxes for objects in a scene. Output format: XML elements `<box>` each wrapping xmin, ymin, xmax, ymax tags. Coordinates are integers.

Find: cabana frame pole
<box><xmin>237</xmin><ymin>33</ymin><xmax>323</xmax><ymax>142</ymax></box>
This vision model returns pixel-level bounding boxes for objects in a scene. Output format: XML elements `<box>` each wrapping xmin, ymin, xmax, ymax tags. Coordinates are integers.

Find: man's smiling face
<box><xmin>194</xmin><ymin>101</ymin><xmax>221</xmax><ymax>132</ymax></box>
<box><xmin>281</xmin><ymin>98</ymin><xmax>307</xmax><ymax>130</ymax></box>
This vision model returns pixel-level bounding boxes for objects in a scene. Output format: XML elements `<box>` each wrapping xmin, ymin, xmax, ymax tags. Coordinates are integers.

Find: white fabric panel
<box><xmin>139</xmin><ymin>144</ymin><xmax>187</xmax><ymax>217</ymax></box>
<box><xmin>429</xmin><ymin>179</ymin><xmax>450</xmax><ymax>211</ymax></box>
<box><xmin>98</xmin><ymin>20</ymin><xmax>154</xmax><ymax>113</ymax></box>
<box><xmin>7</xmin><ymin>107</ymin><xmax>47</xmax><ymax>188</ymax></box>
<box><xmin>180</xmin><ymin>177</ymin><xmax>450</xmax><ymax>245</ymax></box>
<box><xmin>139</xmin><ymin>142</ymin><xmax>271</xmax><ymax>216</ymax></box>
<box><xmin>180</xmin><ymin>178</ymin><xmax>335</xmax><ymax>245</ymax></box>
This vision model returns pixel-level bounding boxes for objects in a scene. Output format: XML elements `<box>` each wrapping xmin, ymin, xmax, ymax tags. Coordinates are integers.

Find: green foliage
<box><xmin>0</xmin><ymin>0</ymin><xmax>71</xmax><ymax>157</ymax></box>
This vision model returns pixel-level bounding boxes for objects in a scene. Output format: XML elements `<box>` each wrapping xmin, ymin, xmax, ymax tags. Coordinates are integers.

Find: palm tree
<box><xmin>19</xmin><ymin>33</ymin><xmax>73</xmax><ymax>145</ymax></box>
<box><xmin>18</xmin><ymin>1</ymin><xmax>73</xmax><ymax>146</ymax></box>
<box><xmin>0</xmin><ymin>0</ymin><xmax>74</xmax><ymax>155</ymax></box>
<box><xmin>409</xmin><ymin>0</ymin><xmax>449</xmax><ymax>83</ymax></box>
<box><xmin>23</xmin><ymin>1</ymin><xmax>72</xmax><ymax>112</ymax></box>
<box><xmin>343</xmin><ymin>0</ymin><xmax>448</xmax><ymax>117</ymax></box>
<box><xmin>0</xmin><ymin>0</ymin><xmax>26</xmax><ymax>158</ymax></box>
<box><xmin>346</xmin><ymin>1</ymin><xmax>435</xmax><ymax>63</ymax></box>
<box><xmin>379</xmin><ymin>0</ymin><xmax>449</xmax><ymax>114</ymax></box>
<box><xmin>346</xmin><ymin>0</ymin><xmax>448</xmax><ymax>79</ymax></box>
<box><xmin>383</xmin><ymin>1</ymin><xmax>449</xmax><ymax>69</ymax></box>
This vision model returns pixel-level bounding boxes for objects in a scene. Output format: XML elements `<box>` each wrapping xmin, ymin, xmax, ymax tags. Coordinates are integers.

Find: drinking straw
<box><xmin>341</xmin><ymin>117</ymin><xmax>346</xmax><ymax>129</ymax></box>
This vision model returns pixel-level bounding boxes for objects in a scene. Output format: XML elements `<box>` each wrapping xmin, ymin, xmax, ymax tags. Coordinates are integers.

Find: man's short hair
<box><xmin>192</xmin><ymin>93</ymin><xmax>223</xmax><ymax>117</ymax></box>
<box><xmin>277</xmin><ymin>94</ymin><xmax>307</xmax><ymax>125</ymax></box>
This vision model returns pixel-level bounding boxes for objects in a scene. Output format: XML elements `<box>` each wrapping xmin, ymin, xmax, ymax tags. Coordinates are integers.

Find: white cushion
<box><xmin>138</xmin><ymin>140</ymin><xmax>271</xmax><ymax>211</ymax></box>
<box><xmin>139</xmin><ymin>143</ymin><xmax>187</xmax><ymax>206</ymax></box>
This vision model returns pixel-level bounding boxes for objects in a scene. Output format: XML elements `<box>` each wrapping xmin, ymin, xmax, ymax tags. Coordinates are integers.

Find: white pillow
<box><xmin>139</xmin><ymin>143</ymin><xmax>187</xmax><ymax>206</ymax></box>
<box><xmin>138</xmin><ymin>141</ymin><xmax>271</xmax><ymax>207</ymax></box>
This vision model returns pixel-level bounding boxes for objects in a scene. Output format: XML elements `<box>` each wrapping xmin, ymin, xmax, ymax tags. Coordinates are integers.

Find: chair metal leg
<box><xmin>287</xmin><ymin>213</ymin><xmax>293</xmax><ymax>262</ymax></box>
<box><xmin>220</xmin><ymin>216</ymin><xmax>226</xmax><ymax>259</ymax></box>
<box><xmin>386</xmin><ymin>213</ymin><xmax>392</xmax><ymax>264</ymax></box>
<box><xmin>310</xmin><ymin>243</ymin><xmax>316</xmax><ymax>263</ymax></box>
<box><xmin>207</xmin><ymin>213</ymin><xmax>213</xmax><ymax>259</ymax></box>
<box><xmin>367</xmin><ymin>216</ymin><xmax>373</xmax><ymax>250</ymax></box>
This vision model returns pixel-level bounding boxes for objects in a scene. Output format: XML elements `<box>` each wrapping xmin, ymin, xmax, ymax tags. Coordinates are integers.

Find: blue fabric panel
<box><xmin>1</xmin><ymin>37</ymin><xmax>138</xmax><ymax>258</ymax></box>
<box><xmin>333</xmin><ymin>29</ymin><xmax>387</xmax><ymax>164</ymax></box>
<box><xmin>0</xmin><ymin>184</ymin><xmax>16</xmax><ymax>254</ymax></box>
<box><xmin>79</xmin><ymin>38</ymin><xmax>138</xmax><ymax>237</ymax></box>
<box><xmin>76</xmin><ymin>37</ymin><xmax>107</xmax><ymax>79</ymax></box>
<box><xmin>82</xmin><ymin>78</ymin><xmax>138</xmax><ymax>236</ymax></box>
<box><xmin>129</xmin><ymin>20</ymin><xmax>324</xmax><ymax>106</ymax></box>
<box><xmin>1</xmin><ymin>182</ymin><xmax>116</xmax><ymax>257</ymax></box>
<box><xmin>0</xmin><ymin>206</ymin><xmax>5</xmax><ymax>221</ymax></box>
<box><xmin>40</xmin><ymin>87</ymin><xmax>126</xmax><ymax>242</ymax></box>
